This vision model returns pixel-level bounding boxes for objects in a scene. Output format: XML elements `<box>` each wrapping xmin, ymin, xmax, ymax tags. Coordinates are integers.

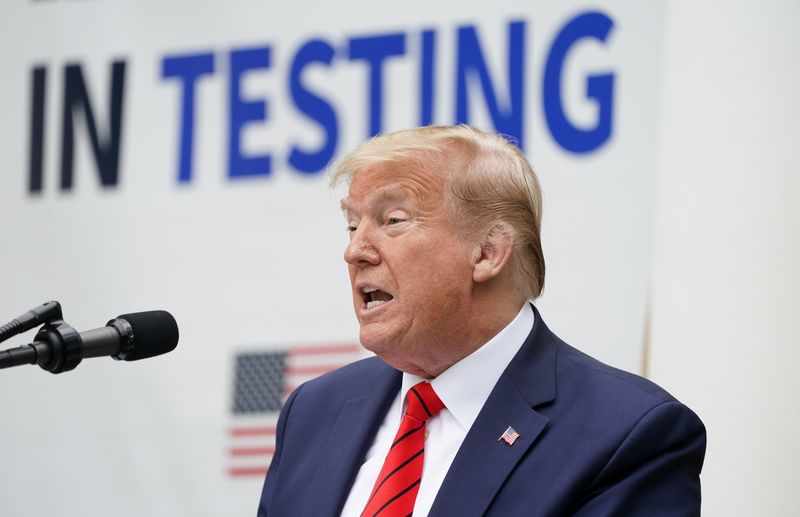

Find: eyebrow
<box><xmin>340</xmin><ymin>185</ymin><xmax>412</xmax><ymax>213</ymax></box>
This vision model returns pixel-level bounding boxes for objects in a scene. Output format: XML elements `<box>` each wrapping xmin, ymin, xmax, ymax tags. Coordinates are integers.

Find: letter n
<box><xmin>455</xmin><ymin>22</ymin><xmax>525</xmax><ymax>149</ymax></box>
<box><xmin>60</xmin><ymin>60</ymin><xmax>126</xmax><ymax>190</ymax></box>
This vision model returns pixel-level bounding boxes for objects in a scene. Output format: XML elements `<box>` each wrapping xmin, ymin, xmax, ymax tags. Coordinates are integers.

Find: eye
<box><xmin>385</xmin><ymin>210</ymin><xmax>409</xmax><ymax>226</ymax></box>
<box><xmin>346</xmin><ymin>225</ymin><xmax>357</xmax><ymax>233</ymax></box>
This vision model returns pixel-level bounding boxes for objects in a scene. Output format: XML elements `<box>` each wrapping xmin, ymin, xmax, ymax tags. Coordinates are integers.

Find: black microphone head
<box><xmin>114</xmin><ymin>310</ymin><xmax>179</xmax><ymax>361</ymax></box>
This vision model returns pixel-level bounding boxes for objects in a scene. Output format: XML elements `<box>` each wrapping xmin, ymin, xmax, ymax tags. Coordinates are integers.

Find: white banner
<box><xmin>0</xmin><ymin>1</ymin><xmax>664</xmax><ymax>515</ymax></box>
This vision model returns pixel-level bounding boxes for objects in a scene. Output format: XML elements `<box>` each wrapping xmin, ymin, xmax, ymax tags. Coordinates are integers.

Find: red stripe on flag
<box><xmin>230</xmin><ymin>446</ymin><xmax>275</xmax><ymax>457</ymax></box>
<box><xmin>229</xmin><ymin>426</ymin><xmax>277</xmax><ymax>437</ymax></box>
<box><xmin>285</xmin><ymin>364</ymin><xmax>349</xmax><ymax>375</ymax></box>
<box><xmin>228</xmin><ymin>466</ymin><xmax>268</xmax><ymax>477</ymax></box>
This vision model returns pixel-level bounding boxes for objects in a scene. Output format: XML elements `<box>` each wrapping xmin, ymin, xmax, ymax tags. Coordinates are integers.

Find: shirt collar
<box><xmin>400</xmin><ymin>303</ymin><xmax>534</xmax><ymax>431</ymax></box>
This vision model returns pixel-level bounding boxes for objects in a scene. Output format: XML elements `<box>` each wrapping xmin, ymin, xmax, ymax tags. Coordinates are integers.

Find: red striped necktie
<box><xmin>361</xmin><ymin>382</ymin><xmax>445</xmax><ymax>517</ymax></box>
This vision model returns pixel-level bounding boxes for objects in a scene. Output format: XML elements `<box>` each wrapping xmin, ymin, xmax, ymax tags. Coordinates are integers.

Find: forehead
<box><xmin>343</xmin><ymin>159</ymin><xmax>447</xmax><ymax>209</ymax></box>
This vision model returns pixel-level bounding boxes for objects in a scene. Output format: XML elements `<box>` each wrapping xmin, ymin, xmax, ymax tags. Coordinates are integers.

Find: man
<box><xmin>258</xmin><ymin>125</ymin><xmax>705</xmax><ymax>516</ymax></box>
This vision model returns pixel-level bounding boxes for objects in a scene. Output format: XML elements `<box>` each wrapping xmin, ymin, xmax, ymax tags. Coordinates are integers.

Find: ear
<box><xmin>472</xmin><ymin>223</ymin><xmax>515</xmax><ymax>284</ymax></box>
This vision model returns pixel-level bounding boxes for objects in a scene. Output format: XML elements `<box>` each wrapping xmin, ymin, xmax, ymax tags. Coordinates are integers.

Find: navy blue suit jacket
<box><xmin>258</xmin><ymin>308</ymin><xmax>706</xmax><ymax>516</ymax></box>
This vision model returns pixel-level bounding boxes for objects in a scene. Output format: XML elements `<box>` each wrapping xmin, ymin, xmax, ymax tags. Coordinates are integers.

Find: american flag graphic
<box><xmin>499</xmin><ymin>426</ymin><xmax>520</xmax><ymax>446</ymax></box>
<box><xmin>227</xmin><ymin>343</ymin><xmax>366</xmax><ymax>478</ymax></box>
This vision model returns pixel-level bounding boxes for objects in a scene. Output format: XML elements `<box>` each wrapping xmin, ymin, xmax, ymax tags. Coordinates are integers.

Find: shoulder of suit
<box><xmin>554</xmin><ymin>339</ymin><xmax>680</xmax><ymax>407</ymax></box>
<box><xmin>290</xmin><ymin>355</ymin><xmax>395</xmax><ymax>402</ymax></box>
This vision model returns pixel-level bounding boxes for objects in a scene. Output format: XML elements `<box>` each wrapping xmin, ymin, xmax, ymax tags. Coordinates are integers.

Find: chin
<box><xmin>358</xmin><ymin>333</ymin><xmax>388</xmax><ymax>355</ymax></box>
<box><xmin>358</xmin><ymin>326</ymin><xmax>399</xmax><ymax>357</ymax></box>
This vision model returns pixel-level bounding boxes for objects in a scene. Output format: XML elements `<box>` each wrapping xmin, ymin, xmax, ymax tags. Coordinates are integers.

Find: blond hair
<box><xmin>331</xmin><ymin>125</ymin><xmax>545</xmax><ymax>299</ymax></box>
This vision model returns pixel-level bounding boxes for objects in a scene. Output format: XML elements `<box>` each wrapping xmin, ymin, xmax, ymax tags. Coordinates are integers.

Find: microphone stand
<box><xmin>0</xmin><ymin>301</ymin><xmax>63</xmax><ymax>344</ymax></box>
<box><xmin>0</xmin><ymin>302</ymin><xmax>85</xmax><ymax>373</ymax></box>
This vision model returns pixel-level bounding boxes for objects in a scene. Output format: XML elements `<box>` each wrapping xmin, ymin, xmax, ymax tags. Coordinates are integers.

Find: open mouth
<box><xmin>361</xmin><ymin>286</ymin><xmax>394</xmax><ymax>309</ymax></box>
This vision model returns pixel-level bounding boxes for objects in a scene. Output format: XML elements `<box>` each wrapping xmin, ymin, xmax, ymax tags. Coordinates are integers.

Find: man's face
<box><xmin>342</xmin><ymin>160</ymin><xmax>477</xmax><ymax>376</ymax></box>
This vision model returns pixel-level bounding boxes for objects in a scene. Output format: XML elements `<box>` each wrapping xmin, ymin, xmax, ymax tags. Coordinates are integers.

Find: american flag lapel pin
<box><xmin>498</xmin><ymin>426</ymin><xmax>520</xmax><ymax>446</ymax></box>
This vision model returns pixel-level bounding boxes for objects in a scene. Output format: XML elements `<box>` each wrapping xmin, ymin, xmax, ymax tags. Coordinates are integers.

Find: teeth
<box><xmin>366</xmin><ymin>300</ymin><xmax>386</xmax><ymax>309</ymax></box>
<box><xmin>363</xmin><ymin>287</ymin><xmax>378</xmax><ymax>294</ymax></box>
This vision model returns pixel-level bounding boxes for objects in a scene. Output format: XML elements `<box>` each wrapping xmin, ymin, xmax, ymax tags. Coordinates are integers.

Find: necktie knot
<box><xmin>405</xmin><ymin>382</ymin><xmax>444</xmax><ymax>423</ymax></box>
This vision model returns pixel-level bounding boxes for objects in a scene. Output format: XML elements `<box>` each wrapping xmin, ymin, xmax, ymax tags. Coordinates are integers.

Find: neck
<box><xmin>402</xmin><ymin>292</ymin><xmax>527</xmax><ymax>378</ymax></box>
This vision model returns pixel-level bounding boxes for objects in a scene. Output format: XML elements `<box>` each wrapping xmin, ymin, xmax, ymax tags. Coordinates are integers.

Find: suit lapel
<box><xmin>429</xmin><ymin>305</ymin><xmax>559</xmax><ymax>516</ymax></box>
<box><xmin>429</xmin><ymin>374</ymin><xmax>549</xmax><ymax>515</ymax></box>
<box><xmin>304</xmin><ymin>364</ymin><xmax>401</xmax><ymax>517</ymax></box>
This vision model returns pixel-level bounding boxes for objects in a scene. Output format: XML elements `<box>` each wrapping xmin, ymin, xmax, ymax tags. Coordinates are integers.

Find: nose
<box><xmin>344</xmin><ymin>224</ymin><xmax>380</xmax><ymax>267</ymax></box>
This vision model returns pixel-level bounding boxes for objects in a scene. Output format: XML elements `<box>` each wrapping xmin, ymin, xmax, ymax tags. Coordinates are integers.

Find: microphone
<box><xmin>0</xmin><ymin>311</ymin><xmax>179</xmax><ymax>374</ymax></box>
<box><xmin>0</xmin><ymin>301</ymin><xmax>63</xmax><ymax>344</ymax></box>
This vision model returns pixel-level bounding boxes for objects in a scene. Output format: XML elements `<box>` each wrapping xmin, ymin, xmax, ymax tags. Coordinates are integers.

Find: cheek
<box><xmin>414</xmin><ymin>252</ymin><xmax>472</xmax><ymax>302</ymax></box>
<box><xmin>347</xmin><ymin>267</ymin><xmax>360</xmax><ymax>301</ymax></box>
<box><xmin>348</xmin><ymin>265</ymin><xmax>359</xmax><ymax>283</ymax></box>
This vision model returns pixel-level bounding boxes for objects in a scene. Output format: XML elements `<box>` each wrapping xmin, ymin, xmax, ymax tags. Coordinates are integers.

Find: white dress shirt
<box><xmin>340</xmin><ymin>303</ymin><xmax>534</xmax><ymax>517</ymax></box>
